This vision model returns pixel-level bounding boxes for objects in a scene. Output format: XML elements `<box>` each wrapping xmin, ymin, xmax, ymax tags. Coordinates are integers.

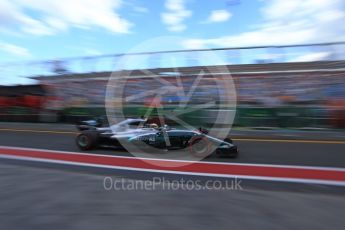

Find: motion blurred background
<box><xmin>0</xmin><ymin>0</ymin><xmax>344</xmax><ymax>129</ymax></box>
<box><xmin>1</xmin><ymin>2</ymin><xmax>345</xmax><ymax>229</ymax></box>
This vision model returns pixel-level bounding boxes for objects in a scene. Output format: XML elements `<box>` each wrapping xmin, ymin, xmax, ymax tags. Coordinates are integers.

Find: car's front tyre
<box><xmin>224</xmin><ymin>137</ymin><xmax>233</xmax><ymax>144</ymax></box>
<box><xmin>188</xmin><ymin>136</ymin><xmax>211</xmax><ymax>158</ymax></box>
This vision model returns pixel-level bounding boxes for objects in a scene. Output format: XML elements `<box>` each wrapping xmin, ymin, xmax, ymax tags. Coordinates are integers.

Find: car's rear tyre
<box><xmin>76</xmin><ymin>131</ymin><xmax>99</xmax><ymax>150</ymax></box>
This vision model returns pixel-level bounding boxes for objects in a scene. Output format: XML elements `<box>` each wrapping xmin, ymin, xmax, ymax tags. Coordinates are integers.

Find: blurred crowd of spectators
<box><xmin>39</xmin><ymin>72</ymin><xmax>345</xmax><ymax>108</ymax></box>
<box><xmin>1</xmin><ymin>71</ymin><xmax>344</xmax><ymax>127</ymax></box>
<box><xmin>235</xmin><ymin>73</ymin><xmax>345</xmax><ymax>106</ymax></box>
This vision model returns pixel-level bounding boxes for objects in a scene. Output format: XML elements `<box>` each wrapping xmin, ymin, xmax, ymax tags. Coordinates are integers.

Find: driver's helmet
<box><xmin>149</xmin><ymin>123</ymin><xmax>159</xmax><ymax>129</ymax></box>
<box><xmin>161</xmin><ymin>124</ymin><xmax>170</xmax><ymax>131</ymax></box>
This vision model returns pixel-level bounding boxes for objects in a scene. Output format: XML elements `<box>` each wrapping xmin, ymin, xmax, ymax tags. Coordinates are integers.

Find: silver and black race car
<box><xmin>75</xmin><ymin>118</ymin><xmax>238</xmax><ymax>158</ymax></box>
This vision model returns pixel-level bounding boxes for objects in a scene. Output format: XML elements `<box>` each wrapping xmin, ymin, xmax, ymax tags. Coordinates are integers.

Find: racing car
<box><xmin>75</xmin><ymin>118</ymin><xmax>238</xmax><ymax>158</ymax></box>
<box><xmin>76</xmin><ymin>115</ymin><xmax>108</xmax><ymax>130</ymax></box>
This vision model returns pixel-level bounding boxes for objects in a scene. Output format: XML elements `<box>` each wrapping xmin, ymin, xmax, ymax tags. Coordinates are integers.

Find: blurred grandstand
<box><xmin>0</xmin><ymin>42</ymin><xmax>344</xmax><ymax>128</ymax></box>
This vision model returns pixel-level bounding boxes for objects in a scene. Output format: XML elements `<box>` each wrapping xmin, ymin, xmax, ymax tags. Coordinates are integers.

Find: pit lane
<box><xmin>0</xmin><ymin>163</ymin><xmax>344</xmax><ymax>230</ymax></box>
<box><xmin>0</xmin><ymin>125</ymin><xmax>344</xmax><ymax>168</ymax></box>
<box><xmin>0</xmin><ymin>123</ymin><xmax>344</xmax><ymax>229</ymax></box>
<box><xmin>1</xmin><ymin>123</ymin><xmax>345</xmax><ymax>187</ymax></box>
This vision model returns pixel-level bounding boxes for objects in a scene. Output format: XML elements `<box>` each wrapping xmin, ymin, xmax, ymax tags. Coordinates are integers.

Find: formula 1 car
<box><xmin>75</xmin><ymin>118</ymin><xmax>238</xmax><ymax>158</ymax></box>
<box><xmin>76</xmin><ymin>115</ymin><xmax>108</xmax><ymax>130</ymax></box>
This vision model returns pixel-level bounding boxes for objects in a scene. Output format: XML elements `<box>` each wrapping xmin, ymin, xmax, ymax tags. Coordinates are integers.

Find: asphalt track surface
<box><xmin>0</xmin><ymin>123</ymin><xmax>344</xmax><ymax>229</ymax></box>
<box><xmin>0</xmin><ymin>123</ymin><xmax>344</xmax><ymax>167</ymax></box>
<box><xmin>0</xmin><ymin>163</ymin><xmax>344</xmax><ymax>230</ymax></box>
